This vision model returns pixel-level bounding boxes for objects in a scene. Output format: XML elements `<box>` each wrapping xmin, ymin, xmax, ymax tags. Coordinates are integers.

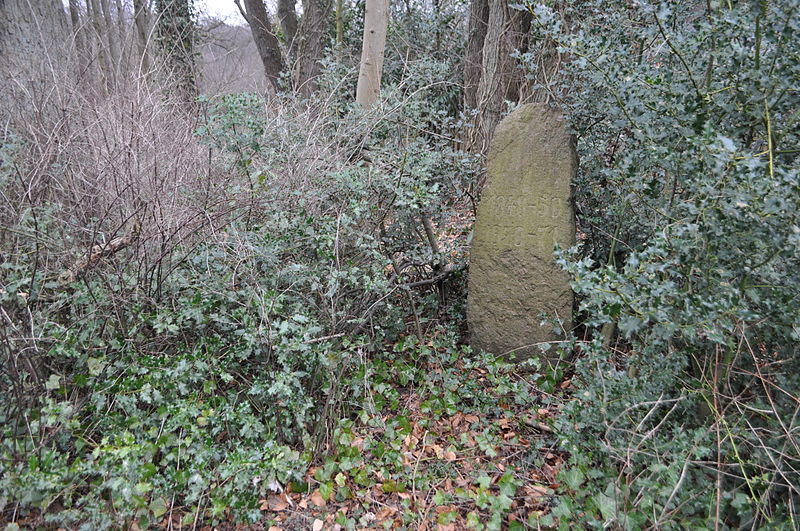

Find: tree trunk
<box><xmin>467</xmin><ymin>0</ymin><xmax>530</xmax><ymax>154</ymax></box>
<box><xmin>88</xmin><ymin>0</ymin><xmax>112</xmax><ymax>88</ymax></box>
<box><xmin>68</xmin><ymin>0</ymin><xmax>89</xmax><ymax>75</ymax></box>
<box><xmin>335</xmin><ymin>0</ymin><xmax>343</xmax><ymax>47</ymax></box>
<box><xmin>99</xmin><ymin>0</ymin><xmax>120</xmax><ymax>83</ymax></box>
<box><xmin>463</xmin><ymin>0</ymin><xmax>488</xmax><ymax>111</ymax></box>
<box><xmin>133</xmin><ymin>0</ymin><xmax>150</xmax><ymax>75</ymax></box>
<box><xmin>355</xmin><ymin>0</ymin><xmax>388</xmax><ymax>107</ymax></box>
<box><xmin>240</xmin><ymin>0</ymin><xmax>285</xmax><ymax>92</ymax></box>
<box><xmin>155</xmin><ymin>0</ymin><xmax>197</xmax><ymax>101</ymax></box>
<box><xmin>277</xmin><ymin>0</ymin><xmax>297</xmax><ymax>51</ymax></box>
<box><xmin>294</xmin><ymin>0</ymin><xmax>332</xmax><ymax>97</ymax></box>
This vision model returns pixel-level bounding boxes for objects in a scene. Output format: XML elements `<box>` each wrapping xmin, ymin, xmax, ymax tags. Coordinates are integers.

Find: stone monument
<box><xmin>467</xmin><ymin>104</ymin><xmax>576</xmax><ymax>360</ymax></box>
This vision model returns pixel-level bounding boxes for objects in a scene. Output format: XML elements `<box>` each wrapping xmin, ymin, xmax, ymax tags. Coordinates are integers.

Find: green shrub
<box><xmin>523</xmin><ymin>0</ymin><xmax>800</xmax><ymax>528</ymax></box>
<box><xmin>0</xmin><ymin>70</ymin><xmax>475</xmax><ymax>527</ymax></box>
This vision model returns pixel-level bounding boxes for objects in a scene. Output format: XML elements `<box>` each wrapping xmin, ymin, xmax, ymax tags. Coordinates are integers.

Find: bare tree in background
<box><xmin>355</xmin><ymin>0</ymin><xmax>388</xmax><ymax>106</ymax></box>
<box><xmin>293</xmin><ymin>0</ymin><xmax>332</xmax><ymax>97</ymax></box>
<box><xmin>237</xmin><ymin>0</ymin><xmax>285</xmax><ymax>92</ymax></box>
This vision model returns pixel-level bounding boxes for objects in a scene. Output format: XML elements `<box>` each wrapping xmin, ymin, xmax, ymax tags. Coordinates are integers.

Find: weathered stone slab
<box><xmin>467</xmin><ymin>104</ymin><xmax>576</xmax><ymax>360</ymax></box>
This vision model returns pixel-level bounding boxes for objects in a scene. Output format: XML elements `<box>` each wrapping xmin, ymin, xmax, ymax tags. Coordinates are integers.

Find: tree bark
<box><xmin>277</xmin><ymin>0</ymin><xmax>297</xmax><ymax>51</ymax></box>
<box><xmin>335</xmin><ymin>0</ymin><xmax>343</xmax><ymax>47</ymax></box>
<box><xmin>88</xmin><ymin>0</ymin><xmax>112</xmax><ymax>88</ymax></box>
<box><xmin>239</xmin><ymin>0</ymin><xmax>285</xmax><ymax>92</ymax></box>
<box><xmin>467</xmin><ymin>0</ymin><xmax>531</xmax><ymax>154</ymax></box>
<box><xmin>68</xmin><ymin>0</ymin><xmax>89</xmax><ymax>74</ymax></box>
<box><xmin>294</xmin><ymin>0</ymin><xmax>332</xmax><ymax>97</ymax></box>
<box><xmin>155</xmin><ymin>0</ymin><xmax>197</xmax><ymax>101</ymax></box>
<box><xmin>463</xmin><ymin>0</ymin><xmax>488</xmax><ymax>111</ymax></box>
<box><xmin>355</xmin><ymin>0</ymin><xmax>388</xmax><ymax>107</ymax></box>
<box><xmin>99</xmin><ymin>0</ymin><xmax>120</xmax><ymax>83</ymax></box>
<box><xmin>133</xmin><ymin>0</ymin><xmax>150</xmax><ymax>75</ymax></box>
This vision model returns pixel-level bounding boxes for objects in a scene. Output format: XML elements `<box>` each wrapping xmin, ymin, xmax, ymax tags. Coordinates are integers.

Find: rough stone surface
<box><xmin>467</xmin><ymin>104</ymin><xmax>576</xmax><ymax>360</ymax></box>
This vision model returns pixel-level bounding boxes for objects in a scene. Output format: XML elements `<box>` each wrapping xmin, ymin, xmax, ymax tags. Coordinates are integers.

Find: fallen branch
<box><xmin>59</xmin><ymin>221</ymin><xmax>141</xmax><ymax>284</ymax></box>
<box><xmin>398</xmin><ymin>263</ymin><xmax>464</xmax><ymax>289</ymax></box>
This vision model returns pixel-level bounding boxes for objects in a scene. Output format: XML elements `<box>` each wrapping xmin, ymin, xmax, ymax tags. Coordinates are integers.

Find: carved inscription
<box><xmin>467</xmin><ymin>104</ymin><xmax>576</xmax><ymax>360</ymax></box>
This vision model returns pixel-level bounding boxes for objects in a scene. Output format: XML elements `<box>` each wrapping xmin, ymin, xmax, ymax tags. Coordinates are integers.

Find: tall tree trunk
<box><xmin>467</xmin><ymin>0</ymin><xmax>530</xmax><ymax>154</ymax></box>
<box><xmin>68</xmin><ymin>0</ymin><xmax>89</xmax><ymax>75</ymax></box>
<box><xmin>294</xmin><ymin>0</ymin><xmax>332</xmax><ymax>97</ymax></box>
<box><xmin>239</xmin><ymin>0</ymin><xmax>284</xmax><ymax>92</ymax></box>
<box><xmin>113</xmin><ymin>0</ymin><xmax>129</xmax><ymax>74</ymax></box>
<box><xmin>277</xmin><ymin>0</ymin><xmax>297</xmax><ymax>51</ymax></box>
<box><xmin>355</xmin><ymin>0</ymin><xmax>388</xmax><ymax>106</ymax></box>
<box><xmin>99</xmin><ymin>0</ymin><xmax>120</xmax><ymax>83</ymax></box>
<box><xmin>155</xmin><ymin>0</ymin><xmax>197</xmax><ymax>101</ymax></box>
<box><xmin>463</xmin><ymin>0</ymin><xmax>488</xmax><ymax>111</ymax></box>
<box><xmin>133</xmin><ymin>0</ymin><xmax>150</xmax><ymax>75</ymax></box>
<box><xmin>335</xmin><ymin>0</ymin><xmax>343</xmax><ymax>47</ymax></box>
<box><xmin>88</xmin><ymin>0</ymin><xmax>112</xmax><ymax>88</ymax></box>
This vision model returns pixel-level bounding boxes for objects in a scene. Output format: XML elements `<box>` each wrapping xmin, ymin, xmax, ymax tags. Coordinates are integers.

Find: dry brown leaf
<box><xmin>312</xmin><ymin>519</ymin><xmax>324</xmax><ymax>531</ymax></box>
<box><xmin>377</xmin><ymin>506</ymin><xmax>398</xmax><ymax>520</ymax></box>
<box><xmin>260</xmin><ymin>495</ymin><xmax>289</xmax><ymax>512</ymax></box>
<box><xmin>310</xmin><ymin>489</ymin><xmax>326</xmax><ymax>507</ymax></box>
<box><xmin>525</xmin><ymin>484</ymin><xmax>550</xmax><ymax>499</ymax></box>
<box><xmin>268</xmin><ymin>527</ymin><xmax>284</xmax><ymax>531</ymax></box>
<box><xmin>298</xmin><ymin>498</ymin><xmax>308</xmax><ymax>509</ymax></box>
<box><xmin>464</xmin><ymin>414</ymin><xmax>479</xmax><ymax>423</ymax></box>
<box><xmin>443</xmin><ymin>450</ymin><xmax>457</xmax><ymax>461</ymax></box>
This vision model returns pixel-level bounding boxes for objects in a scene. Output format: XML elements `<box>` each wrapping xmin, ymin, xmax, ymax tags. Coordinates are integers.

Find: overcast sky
<box><xmin>197</xmin><ymin>0</ymin><xmax>247</xmax><ymax>24</ymax></box>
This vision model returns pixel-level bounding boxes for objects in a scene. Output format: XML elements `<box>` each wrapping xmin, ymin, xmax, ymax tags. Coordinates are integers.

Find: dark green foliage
<box><xmin>522</xmin><ymin>0</ymin><xmax>799</xmax><ymax>527</ymax></box>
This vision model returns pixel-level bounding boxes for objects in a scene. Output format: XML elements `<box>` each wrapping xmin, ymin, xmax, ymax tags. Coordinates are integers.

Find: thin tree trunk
<box><xmin>277</xmin><ymin>0</ymin><xmax>297</xmax><ymax>51</ymax></box>
<box><xmin>133</xmin><ymin>0</ymin><xmax>150</xmax><ymax>75</ymax></box>
<box><xmin>335</xmin><ymin>0</ymin><xmax>343</xmax><ymax>47</ymax></box>
<box><xmin>294</xmin><ymin>0</ymin><xmax>332</xmax><ymax>96</ymax></box>
<box><xmin>355</xmin><ymin>0</ymin><xmax>388</xmax><ymax>106</ymax></box>
<box><xmin>113</xmin><ymin>0</ymin><xmax>129</xmax><ymax>74</ymax></box>
<box><xmin>99</xmin><ymin>0</ymin><xmax>120</xmax><ymax>83</ymax></box>
<box><xmin>88</xmin><ymin>0</ymin><xmax>112</xmax><ymax>88</ymax></box>
<box><xmin>239</xmin><ymin>0</ymin><xmax>285</xmax><ymax>92</ymax></box>
<box><xmin>68</xmin><ymin>0</ymin><xmax>89</xmax><ymax>75</ymax></box>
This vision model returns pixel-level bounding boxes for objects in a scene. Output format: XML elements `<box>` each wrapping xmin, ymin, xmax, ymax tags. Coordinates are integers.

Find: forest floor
<box><xmin>245</xmin><ymin>329</ymin><xmax>572</xmax><ymax>531</ymax></box>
